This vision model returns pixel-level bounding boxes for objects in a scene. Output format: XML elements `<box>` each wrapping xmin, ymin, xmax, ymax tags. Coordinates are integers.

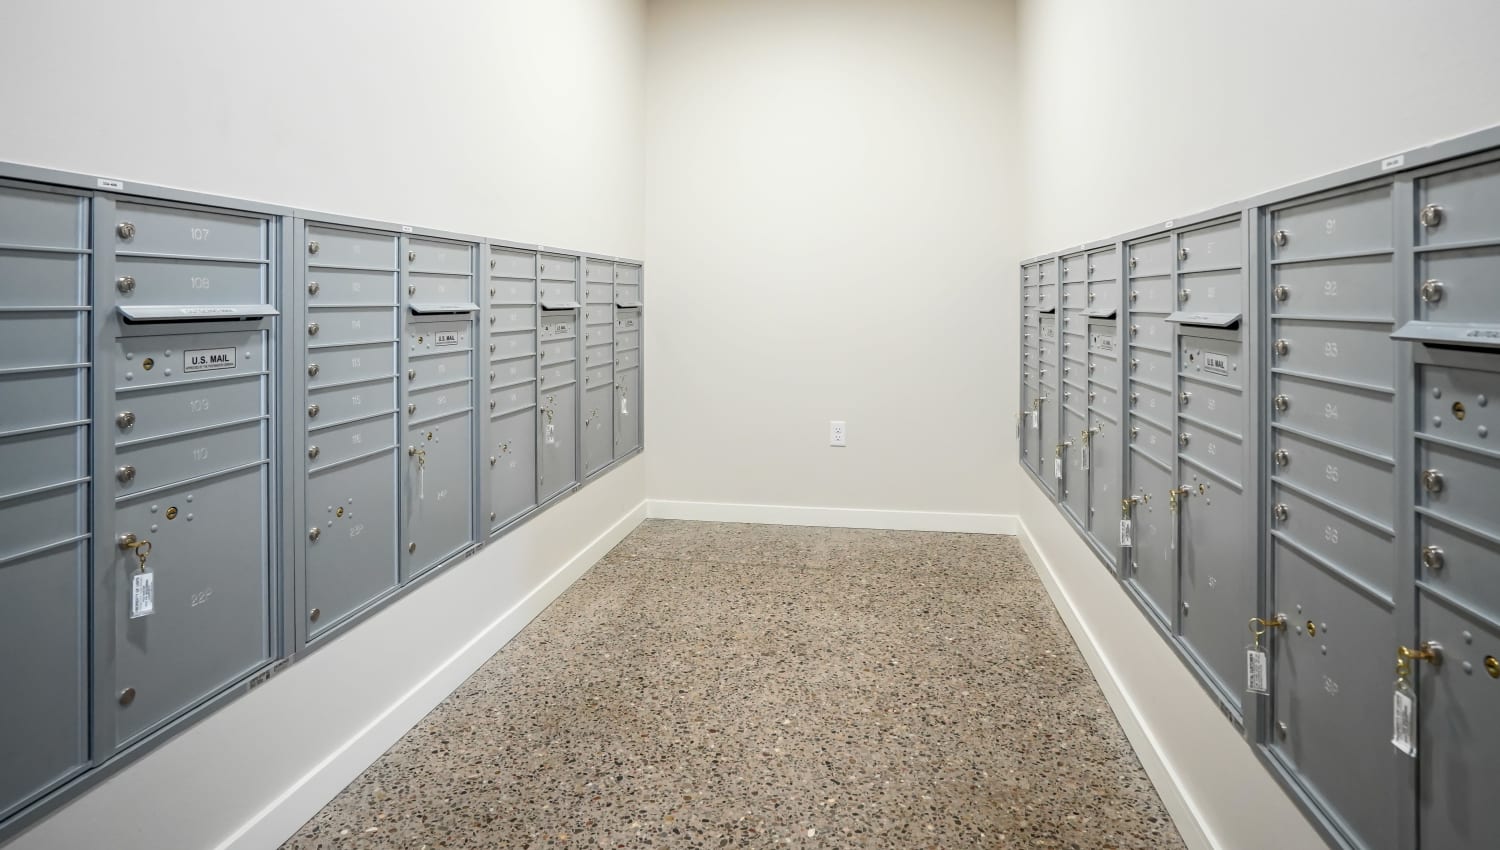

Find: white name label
<box><xmin>434</xmin><ymin>332</ymin><xmax>460</xmax><ymax>347</ymax></box>
<box><xmin>1246</xmin><ymin>648</ymin><xmax>1268</xmax><ymax>694</ymax></box>
<box><xmin>97</xmin><ymin>177</ymin><xmax>125</xmax><ymax>190</ymax></box>
<box><xmin>130</xmin><ymin>571</ymin><xmax>155</xmax><ymax>619</ymax></box>
<box><xmin>184</xmin><ymin>346</ymin><xmax>236</xmax><ymax>372</ymax></box>
<box><xmin>1380</xmin><ymin>154</ymin><xmax>1405</xmax><ymax>171</ymax></box>
<box><xmin>1119</xmin><ymin>519</ymin><xmax>1133</xmax><ymax>547</ymax></box>
<box><xmin>1392</xmin><ymin>689</ymin><xmax>1416</xmax><ymax>756</ymax></box>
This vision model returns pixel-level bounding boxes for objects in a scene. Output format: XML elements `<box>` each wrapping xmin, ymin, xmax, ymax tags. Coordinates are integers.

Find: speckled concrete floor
<box><xmin>280</xmin><ymin>520</ymin><xmax>1184</xmax><ymax>850</ymax></box>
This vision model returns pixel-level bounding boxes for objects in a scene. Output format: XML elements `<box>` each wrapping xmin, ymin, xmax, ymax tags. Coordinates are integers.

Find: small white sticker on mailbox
<box><xmin>184</xmin><ymin>347</ymin><xmax>236</xmax><ymax>373</ymax></box>
<box><xmin>434</xmin><ymin>332</ymin><xmax>460</xmax><ymax>347</ymax></box>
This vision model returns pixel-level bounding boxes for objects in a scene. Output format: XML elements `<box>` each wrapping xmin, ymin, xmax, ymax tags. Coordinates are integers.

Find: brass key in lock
<box><xmin>1168</xmin><ymin>485</ymin><xmax>1191</xmax><ymax>512</ymax></box>
<box><xmin>407</xmin><ymin>445</ymin><xmax>427</xmax><ymax>467</ymax></box>
<box><xmin>1055</xmin><ymin>440</ymin><xmax>1072</xmax><ymax>457</ymax></box>
<box><xmin>1121</xmin><ymin>495</ymin><xmax>1141</xmax><ymax>517</ymax></box>
<box><xmin>118</xmin><ymin>533</ymin><xmax>152</xmax><ymax>572</ymax></box>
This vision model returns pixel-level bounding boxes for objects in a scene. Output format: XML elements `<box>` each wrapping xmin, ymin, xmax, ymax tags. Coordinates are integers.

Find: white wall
<box><xmin>1015</xmin><ymin>1</ymin><xmax>1500</xmax><ymax>848</ymax></box>
<box><xmin>643</xmin><ymin>0</ymin><xmax>1023</xmax><ymax>519</ymax></box>
<box><xmin>0</xmin><ymin>2</ymin><xmax>647</xmax><ymax>848</ymax></box>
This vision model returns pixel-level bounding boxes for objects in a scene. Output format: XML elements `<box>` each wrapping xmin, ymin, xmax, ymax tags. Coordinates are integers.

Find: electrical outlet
<box><xmin>830</xmin><ymin>420</ymin><xmax>847</xmax><ymax>447</ymax></box>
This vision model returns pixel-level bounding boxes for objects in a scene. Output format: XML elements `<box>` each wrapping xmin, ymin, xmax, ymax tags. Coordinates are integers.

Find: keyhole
<box><xmin>1306</xmin><ymin>621</ymin><xmax>1317</xmax><ymax>637</ymax></box>
<box><xmin>142</xmin><ymin>357</ymin><xmax>155</xmax><ymax>371</ymax></box>
<box><xmin>1452</xmin><ymin>401</ymin><xmax>1467</xmax><ymax>421</ymax></box>
<box><xmin>165</xmin><ymin>506</ymin><xmax>178</xmax><ymax>520</ymax></box>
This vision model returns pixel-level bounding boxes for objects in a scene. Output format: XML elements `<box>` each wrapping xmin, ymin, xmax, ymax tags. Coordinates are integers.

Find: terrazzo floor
<box><xmin>279</xmin><ymin>520</ymin><xmax>1185</xmax><ymax>850</ymax></box>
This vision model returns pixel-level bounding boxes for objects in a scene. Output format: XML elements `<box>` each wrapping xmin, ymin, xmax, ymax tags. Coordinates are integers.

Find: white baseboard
<box><xmin>1012</xmin><ymin>516</ymin><xmax>1217</xmax><ymax>850</ymax></box>
<box><xmin>646</xmin><ymin>499</ymin><xmax>1018</xmax><ymax>534</ymax></box>
<box><xmin>220</xmin><ymin>499</ymin><xmax>648</xmax><ymax>850</ymax></box>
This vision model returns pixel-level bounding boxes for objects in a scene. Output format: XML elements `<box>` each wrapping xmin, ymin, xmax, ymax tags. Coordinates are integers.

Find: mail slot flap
<box><xmin>1392</xmin><ymin>321</ymin><xmax>1500</xmax><ymax>350</ymax></box>
<box><xmin>1085</xmin><ymin>307</ymin><xmax>1117</xmax><ymax>319</ymax></box>
<box><xmin>408</xmin><ymin>302</ymin><xmax>478</xmax><ymax>315</ymax></box>
<box><xmin>616</xmin><ymin>300</ymin><xmax>643</xmax><ymax>309</ymax></box>
<box><xmin>540</xmin><ymin>299</ymin><xmax>581</xmax><ymax>311</ymax></box>
<box><xmin>1166</xmin><ymin>311</ymin><xmax>1241</xmax><ymax>328</ymax></box>
<box><xmin>118</xmin><ymin>304</ymin><xmax>277</xmax><ymax>322</ymax></box>
<box><xmin>1039</xmin><ymin>306</ymin><xmax>1056</xmax><ymax>314</ymax></box>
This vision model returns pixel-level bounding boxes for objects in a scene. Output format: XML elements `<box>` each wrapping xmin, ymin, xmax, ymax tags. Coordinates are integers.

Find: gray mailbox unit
<box><xmin>0</xmin><ymin>182</ymin><xmax>91</xmax><ymax>821</ymax></box>
<box><xmin>582</xmin><ymin>258</ymin><xmax>615</xmax><ymax>476</ymax></box>
<box><xmin>614</xmin><ymin>262</ymin><xmax>643</xmax><ymax>459</ymax></box>
<box><xmin>1083</xmin><ymin>245</ymin><xmax>1120</xmax><ymax>564</ymax></box>
<box><xmin>537</xmin><ymin>254</ymin><xmax>581</xmax><ymax>503</ymax></box>
<box><xmin>1019</xmin><ymin>262</ymin><xmax>1040</xmax><ymax>471</ymax></box>
<box><xmin>1057</xmin><ymin>252</ymin><xmax>1089</xmax><ymax>527</ymax></box>
<box><xmin>486</xmin><ymin>245</ymin><xmax>540</xmax><ymax>532</ymax></box>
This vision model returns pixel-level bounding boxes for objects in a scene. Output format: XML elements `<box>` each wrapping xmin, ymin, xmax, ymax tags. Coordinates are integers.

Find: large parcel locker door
<box><xmin>400</xmin><ymin>237</ymin><xmax>478</xmax><ymax>579</ymax></box>
<box><xmin>301</xmin><ymin>224</ymin><xmax>400</xmax><ymax>639</ymax></box>
<box><xmin>581</xmin><ymin>259</ymin><xmax>615</xmax><ymax>476</ymax></box>
<box><xmin>486</xmin><ymin>246</ymin><xmax>537</xmax><ymax>532</ymax></box>
<box><xmin>538</xmin><ymin>253</ymin><xmax>580</xmax><ymax>503</ymax></box>
<box><xmin>1263</xmin><ymin>183</ymin><xmax>1402</xmax><ymax>850</ymax></box>
<box><xmin>614</xmin><ymin>262</ymin><xmax>642</xmax><ymax>459</ymax></box>
<box><xmin>0</xmin><ymin>183</ymin><xmax>91</xmax><ymax>818</ymax></box>
<box><xmin>98</xmin><ymin>198</ymin><xmax>277</xmax><ymax>749</ymax></box>
<box><xmin>1402</xmin><ymin>155</ymin><xmax>1500</xmax><ymax>850</ymax></box>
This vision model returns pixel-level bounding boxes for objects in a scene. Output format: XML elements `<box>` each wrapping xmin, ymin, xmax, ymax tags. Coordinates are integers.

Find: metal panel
<box><xmin>1129</xmin><ymin>346</ymin><xmax>1174</xmax><ymax>388</ymax></box>
<box><xmin>1417</xmin><ymin>361</ymin><xmax>1500</xmax><ymax>456</ymax></box>
<box><xmin>1418</xmin><ymin>246</ymin><xmax>1500</xmax><ymax>325</ymax></box>
<box><xmin>1086</xmin><ymin>354</ymin><xmax>1119</xmax><ymax>390</ymax></box>
<box><xmin>115</xmin><ymin>256</ymin><xmax>267</xmax><ymax>307</ymax></box>
<box><xmin>407</xmin><ymin>349</ymin><xmax>472</xmax><ymax>390</ymax></box>
<box><xmin>1270</xmin><ymin>256</ymin><xmax>1396</xmax><ymax>321</ymax></box>
<box><xmin>538</xmin><ymin>387</ymin><xmax>577</xmax><ymax>502</ymax></box>
<box><xmin>1270</xmin><ymin>373</ymin><xmax>1395</xmax><ymax>459</ymax></box>
<box><xmin>116</xmin><ymin>375</ymin><xmax>264</xmax><ymax>442</ymax></box>
<box><xmin>307</xmin><ymin>225</ymin><xmax>398</xmax><ymax>269</ymax></box>
<box><xmin>0</xmin><ymin>310</ymin><xmax>85</xmax><ymax>367</ymax></box>
<box><xmin>0</xmin><ymin>251</ymin><xmax>85</xmax><ymax>306</ymax></box>
<box><xmin>1060</xmin><ymin>407</ymin><xmax>1087</xmax><ymax>522</ymax></box>
<box><xmin>488</xmin><ymin>246</ymin><xmax>535</xmax><ymax>280</ymax></box>
<box><xmin>488</xmin><ymin>406</ymin><xmax>536</xmax><ymax>530</ymax></box>
<box><xmin>1416</xmin><ymin>440</ymin><xmax>1500</xmax><ymax>541</ymax></box>
<box><xmin>491</xmin><ymin>329</ymin><xmax>537</xmax><ymax>359</ymax></box>
<box><xmin>1129</xmin><ymin>413</ymin><xmax>1173</xmax><ymax>468</ymax></box>
<box><xmin>1416</xmin><ymin>157</ymin><xmax>1500</xmax><ymax>248</ymax></box>
<box><xmin>307</xmin><ymin>414</ymin><xmax>397</xmax><ymax>471</ymax></box>
<box><xmin>305</xmin><ymin>306</ymin><xmax>396</xmax><ymax>347</ymax></box>
<box><xmin>114</xmin><ymin>419</ymin><xmax>264</xmax><ymax>495</ymax></box>
<box><xmin>305</xmin><ymin>452</ymin><xmax>398</xmax><ymax>637</ymax></box>
<box><xmin>1088</xmin><ymin>381</ymin><xmax>1117</xmax><ymax>415</ymax></box>
<box><xmin>1178</xmin><ymin>468</ymin><xmax>1252</xmax><ymax>704</ymax></box>
<box><xmin>1127</xmin><ymin>455</ymin><xmax>1174</xmax><ymax>620</ymax></box>
<box><xmin>401</xmin><ymin>410</ymin><xmax>473</xmax><ymax>577</ymax></box>
<box><xmin>308</xmin><ymin>378</ymin><xmax>396</xmax><ymax>426</ymax></box>
<box><xmin>1272</xmin><ymin>483</ymin><xmax>1396</xmax><ymax>597</ymax></box>
<box><xmin>1269</xmin><ymin>184</ymin><xmax>1393</xmax><ymax>261</ymax></box>
<box><xmin>1417</xmin><ymin>514</ymin><xmax>1500</xmax><ymax>624</ymax></box>
<box><xmin>1128</xmin><ymin>236</ymin><xmax>1171</xmax><ymax>277</ymax></box>
<box><xmin>307</xmin><ymin>342</ymin><xmax>397</xmax><ymax>387</ymax></box>
<box><xmin>615</xmin><ymin>366</ymin><xmax>641</xmax><ymax>459</ymax></box>
<box><xmin>1177</xmin><ymin>219</ymin><xmax>1241</xmax><ymax>271</ymax></box>
<box><xmin>1085</xmin><ymin>412</ymin><xmax>1119</xmax><ymax>548</ymax></box>
<box><xmin>1271</xmin><ymin>320</ymin><xmax>1396</xmax><ymax>389</ymax></box>
<box><xmin>491</xmin><ymin>355</ymin><xmax>537</xmax><ymax>388</ymax></box>
<box><xmin>1130</xmin><ymin>380</ymin><xmax>1172</xmax><ymax>421</ymax></box>
<box><xmin>1176</xmin><ymin>269</ymin><xmax>1240</xmax><ymax>314</ymax></box>
<box><xmin>584</xmin><ymin>343</ymin><xmax>614</xmax><ymax>371</ymax></box>
<box><xmin>113</xmin><ymin>201</ymin><xmax>266</xmax><ymax>261</ymax></box>
<box><xmin>306</xmin><ymin>267</ymin><xmax>396</xmax><ymax>305</ymax></box>
<box><xmin>1061</xmin><ymin>281</ymin><xmax>1087</xmax><ymax>308</ymax></box>
<box><xmin>405</xmin><ymin>238</ymin><xmax>471</xmax><ymax>275</ymax></box>
<box><xmin>490</xmin><ymin>382</ymin><xmax>537</xmax><ymax>416</ymax></box>
<box><xmin>583</xmin><ymin>304</ymin><xmax>611</xmax><ymax>326</ymax></box>
<box><xmin>1059</xmin><ymin>253</ymin><xmax>1085</xmax><ymax>282</ymax></box>
<box><xmin>1128</xmin><ymin>313</ymin><xmax>1173</xmax><ymax>351</ymax></box>
<box><xmin>1087</xmin><ymin>247</ymin><xmax>1118</xmax><ymax>281</ymax></box>
<box><xmin>1128</xmin><ymin>276</ymin><xmax>1175</xmax><ymax>313</ymax></box>
<box><xmin>1270</xmin><ymin>428</ymin><xmax>1396</xmax><ymax>526</ymax></box>
<box><xmin>583</xmin><ymin>383</ymin><xmax>614</xmax><ymax>476</ymax></box>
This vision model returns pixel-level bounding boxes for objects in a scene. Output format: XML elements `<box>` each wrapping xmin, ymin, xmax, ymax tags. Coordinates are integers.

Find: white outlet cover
<box><xmin>830</xmin><ymin>420</ymin><xmax>847</xmax><ymax>446</ymax></box>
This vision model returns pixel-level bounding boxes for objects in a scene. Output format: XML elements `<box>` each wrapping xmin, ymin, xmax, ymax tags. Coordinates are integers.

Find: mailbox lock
<box><xmin>310</xmin><ymin>608</ymin><xmax>321</xmax><ymax>622</ymax></box>
<box><xmin>408</xmin><ymin>250</ymin><xmax>417</xmax><ymax>262</ymax></box>
<box><xmin>116</xmin><ymin>275</ymin><xmax>136</xmax><ymax>294</ymax></box>
<box><xmin>308</xmin><ymin>322</ymin><xmax>320</xmax><ymax>336</ymax></box>
<box><xmin>1179</xmin><ymin>391</ymin><xmax>1191</xmax><ymax>406</ymax></box>
<box><xmin>1129</xmin><ymin>392</ymin><xmax>1138</xmax><ymax>405</ymax></box>
<box><xmin>1178</xmin><ymin>432</ymin><xmax>1191</xmax><ymax>447</ymax></box>
<box><xmin>307</xmin><ymin>403</ymin><xmax>320</xmax><ymax>418</ymax></box>
<box><xmin>307</xmin><ymin>281</ymin><xmax>320</xmax><ymax>296</ymax></box>
<box><xmin>1273</xmin><ymin>284</ymin><xmax>1290</xmax><ymax>302</ymax></box>
<box><xmin>489</xmin><ymin>455</ymin><xmax>497</xmax><ymax>466</ymax></box>
<box><xmin>1420</xmin><ymin>204</ymin><xmax>1444</xmax><ymax>229</ymax></box>
<box><xmin>119</xmin><ymin>687</ymin><xmax>136</xmax><ymax>706</ymax></box>
<box><xmin>1273</xmin><ymin>229</ymin><xmax>1289</xmax><ymax>247</ymax></box>
<box><xmin>408</xmin><ymin>542</ymin><xmax>416</xmax><ymax>554</ymax></box>
<box><xmin>1129</xmin><ymin>256</ymin><xmax>1138</xmax><ymax>270</ymax></box>
<box><xmin>1421</xmin><ymin>545</ymin><xmax>1445</xmax><ymax>572</ymax></box>
<box><xmin>1130</xmin><ymin>290</ymin><xmax>1139</xmax><ymax>303</ymax></box>
<box><xmin>1178</xmin><ymin>288</ymin><xmax>1191</xmax><ymax>303</ymax></box>
<box><xmin>1178</xmin><ymin>247</ymin><xmax>1189</xmax><ymax>262</ymax></box>
<box><xmin>1422</xmin><ymin>469</ymin><xmax>1445</xmax><ymax>494</ymax></box>
<box><xmin>1130</xmin><ymin>358</ymin><xmax>1139</xmax><ymax>371</ymax></box>
<box><xmin>408</xmin><ymin>284</ymin><xmax>417</xmax><ymax>296</ymax></box>
<box><xmin>308</xmin><ymin>445</ymin><xmax>320</xmax><ymax>460</ymax></box>
<box><xmin>117</xmin><ymin>221</ymin><xmax>137</xmax><ymax>240</ymax></box>
<box><xmin>1130</xmin><ymin>324</ymin><xmax>1138</xmax><ymax>337</ymax></box>
<box><xmin>308</xmin><ymin>527</ymin><xmax>321</xmax><ymax>542</ymax></box>
<box><xmin>307</xmin><ymin>363</ymin><xmax>320</xmax><ymax>378</ymax></box>
<box><xmin>490</xmin><ymin>258</ymin><xmax>496</xmax><ymax>269</ymax></box>
<box><xmin>1087</xmin><ymin>361</ymin><xmax>1096</xmax><ymax>373</ymax></box>
<box><xmin>1273</xmin><ymin>339</ymin><xmax>1290</xmax><ymax>356</ymax></box>
<box><xmin>407</xmin><ymin>403</ymin><xmax>417</xmax><ymax>414</ymax></box>
<box><xmin>1130</xmin><ymin>426</ymin><xmax>1139</xmax><ymax>439</ymax></box>
<box><xmin>1486</xmin><ymin>656</ymin><xmax>1500</xmax><ymax>679</ymax></box>
<box><xmin>490</xmin><ymin>400</ymin><xmax>497</xmax><ymax>410</ymax></box>
<box><xmin>116</xmin><ymin>465</ymin><xmax>136</xmax><ymax>484</ymax></box>
<box><xmin>1420</xmin><ymin>279</ymin><xmax>1444</xmax><ymax>303</ymax></box>
<box><xmin>1273</xmin><ymin>448</ymin><xmax>1290</xmax><ymax>467</ymax></box>
<box><xmin>1088</xmin><ymin>292</ymin><xmax>1096</xmax><ymax>301</ymax></box>
<box><xmin>408</xmin><ymin>369</ymin><xmax>416</xmax><ymax>380</ymax></box>
<box><xmin>116</xmin><ymin>411</ymin><xmax>136</xmax><ymax>430</ymax></box>
<box><xmin>1273</xmin><ymin>394</ymin><xmax>1290</xmax><ymax>412</ymax></box>
<box><xmin>1399</xmin><ymin>642</ymin><xmax>1444</xmax><ymax>666</ymax></box>
<box><xmin>1273</xmin><ymin>503</ymin><xmax>1289</xmax><ymax>522</ymax></box>
<box><xmin>308</xmin><ymin>240</ymin><xmax>320</xmax><ymax>255</ymax></box>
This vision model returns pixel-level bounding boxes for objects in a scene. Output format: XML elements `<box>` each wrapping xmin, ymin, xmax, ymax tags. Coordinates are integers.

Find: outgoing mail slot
<box><xmin>1128</xmin><ymin>313</ymin><xmax>1172</xmax><ymax>351</ymax></box>
<box><xmin>616</xmin><ymin>348</ymin><xmax>640</xmax><ymax>371</ymax></box>
<box><xmin>586</xmin><ymin>283</ymin><xmax>613</xmax><ymax>304</ymax></box>
<box><xmin>1130</xmin><ymin>346</ymin><xmax>1173</xmax><ymax>387</ymax></box>
<box><xmin>490</xmin><ymin>405</ymin><xmax>536</xmax><ymax>529</ymax></box>
<box><xmin>117</xmin><ymin>374</ymin><xmax>264</xmax><ymax>442</ymax></box>
<box><xmin>0</xmin><ymin>310</ymin><xmax>84</xmax><ymax>367</ymax></box>
<box><xmin>491</xmin><ymin>382</ymin><xmax>538</xmax><ymax>417</ymax></box>
<box><xmin>408</xmin><ymin>350</ymin><xmax>471</xmax><ymax>389</ymax></box>
<box><xmin>1269</xmin><ymin>184</ymin><xmax>1392</xmax><ymax>261</ymax></box>
<box><xmin>306</xmin><ymin>267</ymin><xmax>397</xmax><ymax>305</ymax></box>
<box><xmin>490</xmin><ymin>277</ymin><xmax>535</xmax><ymax>305</ymax></box>
<box><xmin>538</xmin><ymin>254</ymin><xmax>578</xmax><ymax>281</ymax></box>
<box><xmin>616</xmin><ymin>329</ymin><xmax>640</xmax><ymax>352</ymax></box>
<box><xmin>1418</xmin><ymin>246</ymin><xmax>1500</xmax><ymax>325</ymax></box>
<box><xmin>115</xmin><ymin>256</ymin><xmax>266</xmax><ymax>307</ymax></box>
<box><xmin>0</xmin><ymin>428</ymin><xmax>83</xmax><ymax>495</ymax></box>
<box><xmin>1418</xmin><ymin>440</ymin><xmax>1500</xmax><ymax>540</ymax></box>
<box><xmin>1129</xmin><ymin>412</ymin><xmax>1173</xmax><ymax>468</ymax></box>
<box><xmin>1271</xmin><ymin>427</ymin><xmax>1395</xmax><ymax>524</ymax></box>
<box><xmin>1270</xmin><ymin>255</ymin><xmax>1396</xmax><ymax>321</ymax></box>
<box><xmin>490</xmin><ymin>329</ymin><xmax>536</xmax><ymax>360</ymax></box>
<box><xmin>489</xmin><ymin>247</ymin><xmax>535</xmax><ymax>279</ymax></box>
<box><xmin>408</xmin><ymin>381</ymin><xmax>472</xmax><ymax>422</ymax></box>
<box><xmin>117</xmin><ymin>330</ymin><xmax>265</xmax><ymax>389</ymax></box>
<box><xmin>1128</xmin><ymin>237</ymin><xmax>1171</xmax><ymax>277</ymax></box>
<box><xmin>1272</xmin><ymin>483</ymin><xmax>1395</xmax><ymax>596</ymax></box>
<box><xmin>114</xmin><ymin>419</ymin><xmax>264</xmax><ymax>493</ymax></box>
<box><xmin>539</xmin><ymin>338</ymin><xmax>576</xmax><ymax>366</ymax></box>
<box><xmin>583</xmin><ymin>343</ymin><xmax>615</xmax><ymax>369</ymax></box>
<box><xmin>1418</xmin><ymin>362</ymin><xmax>1499</xmax><ymax>452</ymax></box>
<box><xmin>0</xmin><ymin>251</ymin><xmax>85</xmax><ymax>307</ymax></box>
<box><xmin>1129</xmin><ymin>380</ymin><xmax>1171</xmax><ymax>419</ymax></box>
<box><xmin>307</xmin><ymin>226</ymin><xmax>397</xmax><ymax>270</ymax></box>
<box><xmin>307</xmin><ymin>413</ymin><xmax>397</xmax><ymax>471</ymax></box>
<box><xmin>307</xmin><ymin>307</ymin><xmax>395</xmax><ymax>348</ymax></box>
<box><xmin>1128</xmin><ymin>276</ymin><xmax>1174</xmax><ymax>313</ymax></box>
<box><xmin>1176</xmin><ymin>269</ymin><xmax>1240</xmax><ymax>314</ymax></box>
<box><xmin>305</xmin><ymin>451</ymin><xmax>398</xmax><ymax>638</ymax></box>
<box><xmin>1418</xmin><ymin>515</ymin><xmax>1500</xmax><ymax>623</ymax></box>
<box><xmin>308</xmin><ymin>342</ymin><xmax>397</xmax><ymax>388</ymax></box>
<box><xmin>115</xmin><ymin>202</ymin><xmax>266</xmax><ymax>261</ymax></box>
<box><xmin>0</xmin><ymin>370</ymin><xmax>84</xmax><ymax>433</ymax></box>
<box><xmin>409</xmin><ymin>321</ymin><xmax>471</xmax><ymax>356</ymax></box>
<box><xmin>538</xmin><ymin>361</ymin><xmax>576</xmax><ymax>389</ymax></box>
<box><xmin>1272</xmin><ymin>373</ymin><xmax>1395</xmax><ymax>459</ymax></box>
<box><xmin>405</xmin><ymin>239</ymin><xmax>472</xmax><ymax>276</ymax></box>
<box><xmin>1087</xmin><ymin>247</ymin><xmax>1118</xmax><ymax>282</ymax></box>
<box><xmin>1273</xmin><ymin>320</ymin><xmax>1395</xmax><ymax>389</ymax></box>
<box><xmin>1177</xmin><ymin>219</ymin><xmax>1241</xmax><ymax>271</ymax></box>
<box><xmin>490</xmin><ymin>355</ymin><xmax>537</xmax><ymax>388</ymax></box>
<box><xmin>1178</xmin><ymin>422</ymin><xmax>1244</xmax><ymax>487</ymax></box>
<box><xmin>1417</xmin><ymin>158</ymin><xmax>1500</xmax><ymax>248</ymax></box>
<box><xmin>584</xmin><ymin>304</ymin><xmax>612</xmax><ymax>326</ymax></box>
<box><xmin>309</xmin><ymin>378</ymin><xmax>395</xmax><ymax>426</ymax></box>
<box><xmin>586</xmin><ymin>259</ymin><xmax>614</xmax><ymax>283</ymax></box>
